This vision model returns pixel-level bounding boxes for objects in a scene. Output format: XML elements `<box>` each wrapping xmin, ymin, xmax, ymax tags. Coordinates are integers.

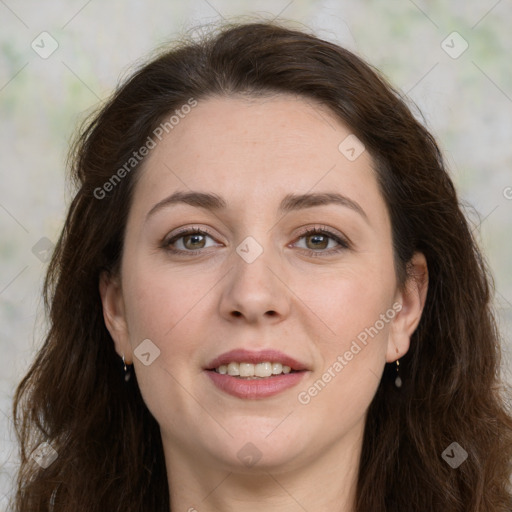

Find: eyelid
<box><xmin>166</xmin><ymin>225</ymin><xmax>217</xmax><ymax>241</ymax></box>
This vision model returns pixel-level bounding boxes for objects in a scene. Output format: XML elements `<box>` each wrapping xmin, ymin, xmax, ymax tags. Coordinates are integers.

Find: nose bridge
<box><xmin>219</xmin><ymin>230</ymin><xmax>289</xmax><ymax>322</ymax></box>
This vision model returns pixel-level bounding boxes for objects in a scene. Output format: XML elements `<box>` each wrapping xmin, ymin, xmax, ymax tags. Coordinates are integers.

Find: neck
<box><xmin>163</xmin><ymin>422</ymin><xmax>364</xmax><ymax>512</ymax></box>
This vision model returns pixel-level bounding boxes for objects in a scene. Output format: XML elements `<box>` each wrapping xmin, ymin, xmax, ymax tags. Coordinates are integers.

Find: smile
<box><xmin>205</xmin><ymin>349</ymin><xmax>309</xmax><ymax>399</ymax></box>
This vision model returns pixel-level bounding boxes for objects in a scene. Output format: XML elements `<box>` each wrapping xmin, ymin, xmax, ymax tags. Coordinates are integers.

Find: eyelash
<box><xmin>161</xmin><ymin>225</ymin><xmax>350</xmax><ymax>257</ymax></box>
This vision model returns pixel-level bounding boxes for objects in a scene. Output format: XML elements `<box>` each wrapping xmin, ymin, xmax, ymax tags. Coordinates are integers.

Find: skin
<box><xmin>100</xmin><ymin>94</ymin><xmax>428</xmax><ymax>511</ymax></box>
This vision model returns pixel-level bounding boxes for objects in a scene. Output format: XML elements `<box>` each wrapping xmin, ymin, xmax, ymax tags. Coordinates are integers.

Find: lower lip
<box><xmin>205</xmin><ymin>370</ymin><xmax>307</xmax><ymax>399</ymax></box>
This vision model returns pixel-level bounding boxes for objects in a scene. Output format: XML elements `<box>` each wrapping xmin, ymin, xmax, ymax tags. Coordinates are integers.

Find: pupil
<box><xmin>185</xmin><ymin>234</ymin><xmax>205</xmax><ymax>249</ymax></box>
<box><xmin>308</xmin><ymin>234</ymin><xmax>327</xmax><ymax>250</ymax></box>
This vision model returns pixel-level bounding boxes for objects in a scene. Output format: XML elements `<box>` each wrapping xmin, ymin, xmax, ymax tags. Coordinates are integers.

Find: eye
<box><xmin>162</xmin><ymin>227</ymin><xmax>221</xmax><ymax>255</ymax></box>
<box><xmin>161</xmin><ymin>225</ymin><xmax>350</xmax><ymax>257</ymax></box>
<box><xmin>292</xmin><ymin>227</ymin><xmax>350</xmax><ymax>255</ymax></box>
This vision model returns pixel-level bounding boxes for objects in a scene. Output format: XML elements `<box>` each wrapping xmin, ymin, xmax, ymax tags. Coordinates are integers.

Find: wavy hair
<box><xmin>11</xmin><ymin>20</ymin><xmax>512</xmax><ymax>511</ymax></box>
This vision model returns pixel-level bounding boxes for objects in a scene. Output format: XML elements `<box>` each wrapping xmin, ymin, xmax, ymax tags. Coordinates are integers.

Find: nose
<box><xmin>218</xmin><ymin>239</ymin><xmax>291</xmax><ymax>324</ymax></box>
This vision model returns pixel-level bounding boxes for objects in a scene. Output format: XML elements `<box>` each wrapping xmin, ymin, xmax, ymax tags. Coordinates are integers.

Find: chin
<box><xmin>201</xmin><ymin>425</ymin><xmax>311</xmax><ymax>473</ymax></box>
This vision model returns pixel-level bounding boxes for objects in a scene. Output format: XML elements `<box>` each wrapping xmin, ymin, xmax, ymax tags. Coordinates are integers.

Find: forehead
<box><xmin>129</xmin><ymin>94</ymin><xmax>385</xmax><ymax>221</ymax></box>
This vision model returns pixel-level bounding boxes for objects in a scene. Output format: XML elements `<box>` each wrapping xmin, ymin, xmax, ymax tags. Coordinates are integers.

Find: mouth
<box><xmin>204</xmin><ymin>349</ymin><xmax>309</xmax><ymax>399</ymax></box>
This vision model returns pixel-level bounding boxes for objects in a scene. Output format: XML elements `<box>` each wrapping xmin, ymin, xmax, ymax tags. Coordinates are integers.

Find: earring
<box><xmin>122</xmin><ymin>354</ymin><xmax>132</xmax><ymax>382</ymax></box>
<box><xmin>394</xmin><ymin>348</ymin><xmax>402</xmax><ymax>388</ymax></box>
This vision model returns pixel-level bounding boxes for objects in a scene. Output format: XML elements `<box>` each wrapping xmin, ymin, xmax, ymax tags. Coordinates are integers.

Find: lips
<box><xmin>204</xmin><ymin>349</ymin><xmax>309</xmax><ymax>399</ymax></box>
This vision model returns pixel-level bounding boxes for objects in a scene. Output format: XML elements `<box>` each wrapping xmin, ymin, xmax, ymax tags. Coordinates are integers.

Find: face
<box><xmin>100</xmin><ymin>94</ymin><xmax>426</xmax><ymax>474</ymax></box>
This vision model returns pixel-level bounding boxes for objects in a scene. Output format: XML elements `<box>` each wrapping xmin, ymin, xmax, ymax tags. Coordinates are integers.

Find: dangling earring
<box><xmin>394</xmin><ymin>348</ymin><xmax>402</xmax><ymax>388</ymax></box>
<box><xmin>122</xmin><ymin>354</ymin><xmax>132</xmax><ymax>382</ymax></box>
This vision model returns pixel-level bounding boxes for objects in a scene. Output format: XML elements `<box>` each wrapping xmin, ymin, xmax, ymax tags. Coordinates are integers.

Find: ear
<box><xmin>386</xmin><ymin>252</ymin><xmax>428</xmax><ymax>363</ymax></box>
<box><xmin>99</xmin><ymin>270</ymin><xmax>133</xmax><ymax>363</ymax></box>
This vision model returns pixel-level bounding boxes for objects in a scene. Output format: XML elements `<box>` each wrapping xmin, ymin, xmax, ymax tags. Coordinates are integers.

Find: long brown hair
<box><xmin>11</xmin><ymin>20</ymin><xmax>512</xmax><ymax>511</ymax></box>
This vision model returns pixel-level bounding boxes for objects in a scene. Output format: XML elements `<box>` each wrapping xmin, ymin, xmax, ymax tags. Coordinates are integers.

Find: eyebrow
<box><xmin>145</xmin><ymin>190</ymin><xmax>368</xmax><ymax>222</ymax></box>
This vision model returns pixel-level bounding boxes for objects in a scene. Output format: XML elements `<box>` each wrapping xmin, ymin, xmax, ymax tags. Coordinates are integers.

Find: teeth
<box><xmin>239</xmin><ymin>363</ymin><xmax>254</xmax><ymax>377</ymax></box>
<box><xmin>272</xmin><ymin>362</ymin><xmax>282</xmax><ymax>375</ymax></box>
<box><xmin>215</xmin><ymin>361</ymin><xmax>293</xmax><ymax>377</ymax></box>
<box><xmin>227</xmin><ymin>362</ymin><xmax>240</xmax><ymax>376</ymax></box>
<box><xmin>255</xmin><ymin>362</ymin><xmax>272</xmax><ymax>377</ymax></box>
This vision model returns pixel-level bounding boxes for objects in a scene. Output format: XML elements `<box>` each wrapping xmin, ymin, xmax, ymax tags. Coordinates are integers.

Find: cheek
<box><xmin>292</xmin><ymin>264</ymin><xmax>395</xmax><ymax>406</ymax></box>
<box><xmin>296</xmin><ymin>313</ymin><xmax>392</xmax><ymax>432</ymax></box>
<box><xmin>123</xmin><ymin>261</ymin><xmax>208</xmax><ymax>342</ymax></box>
<box><xmin>121</xmin><ymin>265</ymin><xmax>210</xmax><ymax>427</ymax></box>
<box><xmin>121</xmin><ymin>258</ymin><xmax>221</xmax><ymax>374</ymax></box>
<box><xmin>294</xmin><ymin>260</ymin><xmax>397</xmax><ymax>343</ymax></box>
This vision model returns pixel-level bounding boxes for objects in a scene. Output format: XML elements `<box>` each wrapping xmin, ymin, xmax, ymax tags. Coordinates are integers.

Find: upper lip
<box><xmin>205</xmin><ymin>349</ymin><xmax>308</xmax><ymax>371</ymax></box>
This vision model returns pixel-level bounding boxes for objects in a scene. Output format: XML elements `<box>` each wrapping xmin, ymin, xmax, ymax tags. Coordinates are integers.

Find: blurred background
<box><xmin>1</xmin><ymin>0</ymin><xmax>511</xmax><ymax>508</ymax></box>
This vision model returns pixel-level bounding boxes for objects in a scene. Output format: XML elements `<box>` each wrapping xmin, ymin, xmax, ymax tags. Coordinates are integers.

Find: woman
<box><xmin>11</xmin><ymin>20</ymin><xmax>512</xmax><ymax>511</ymax></box>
